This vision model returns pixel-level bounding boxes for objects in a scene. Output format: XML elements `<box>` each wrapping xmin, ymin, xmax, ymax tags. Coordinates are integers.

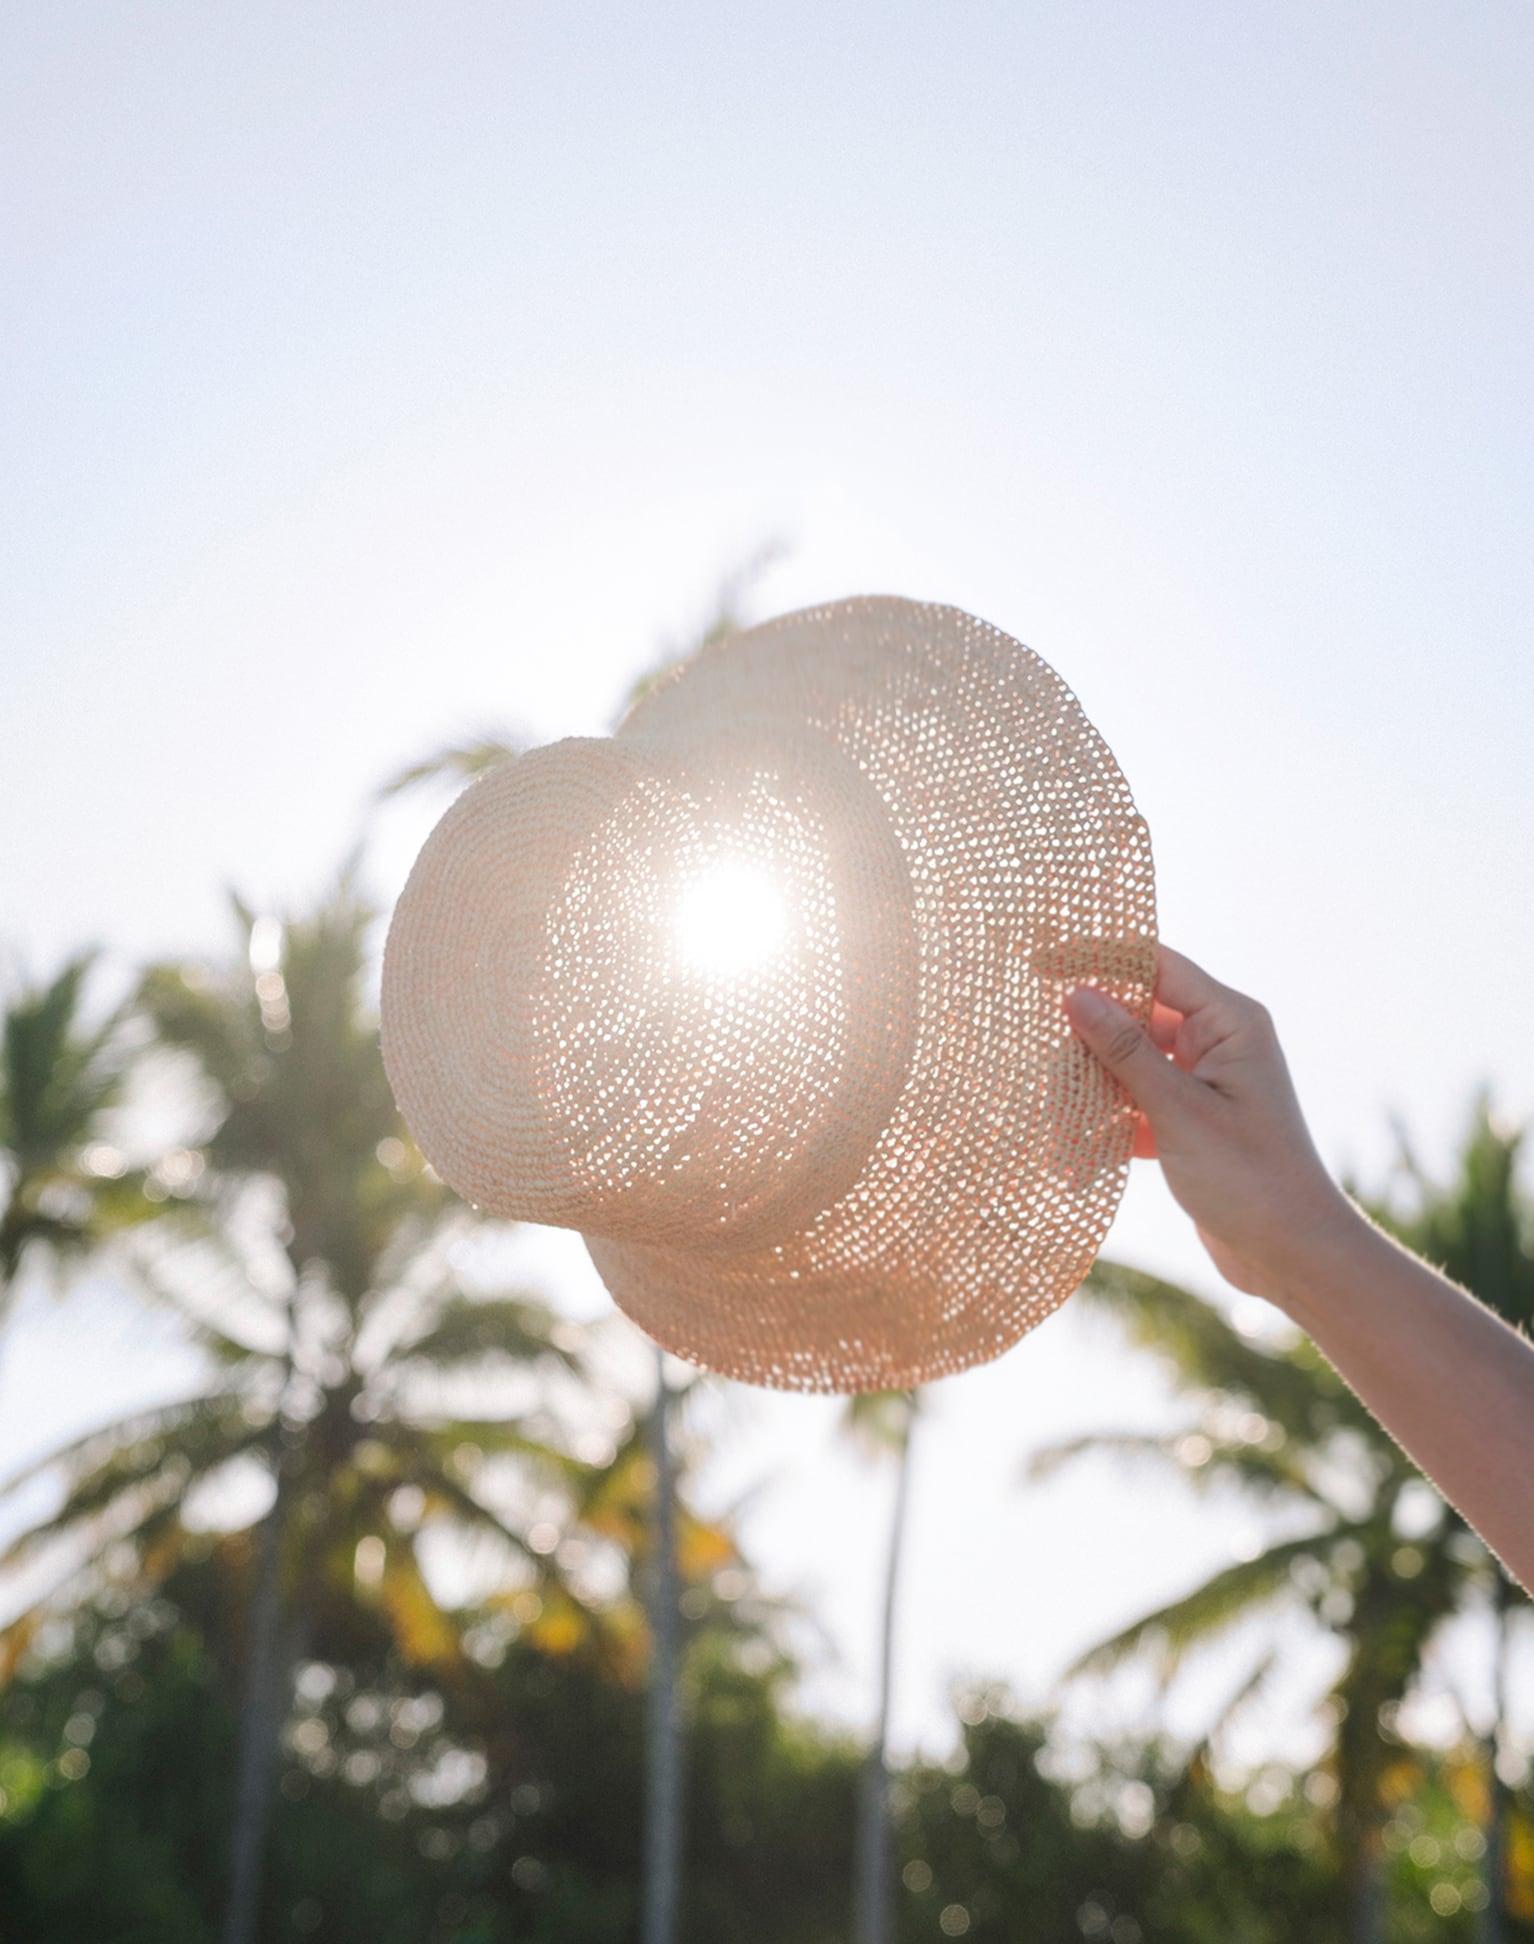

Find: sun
<box><xmin>673</xmin><ymin>857</ymin><xmax>787</xmax><ymax>980</ymax></box>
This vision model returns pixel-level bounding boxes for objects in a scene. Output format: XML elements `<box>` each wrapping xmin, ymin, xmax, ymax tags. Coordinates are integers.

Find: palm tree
<box><xmin>1030</xmin><ymin>1274</ymin><xmax>1471</xmax><ymax>1937</ymax></box>
<box><xmin>1031</xmin><ymin>1100</ymin><xmax>1531</xmax><ymax>1942</ymax></box>
<box><xmin>844</xmin><ymin>1388</ymin><xmax>920</xmax><ymax>1944</ymax></box>
<box><xmin>0</xmin><ymin>877</ymin><xmax>605</xmax><ymax>1944</ymax></box>
<box><xmin>0</xmin><ymin>950</ymin><xmax>155</xmax><ymax>1328</ymax></box>
<box><xmin>644</xmin><ymin>1353</ymin><xmax>684</xmax><ymax>1944</ymax></box>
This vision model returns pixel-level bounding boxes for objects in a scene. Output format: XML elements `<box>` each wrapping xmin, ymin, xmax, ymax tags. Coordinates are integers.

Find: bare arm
<box><xmin>1065</xmin><ymin>946</ymin><xmax>1534</xmax><ymax>1595</ymax></box>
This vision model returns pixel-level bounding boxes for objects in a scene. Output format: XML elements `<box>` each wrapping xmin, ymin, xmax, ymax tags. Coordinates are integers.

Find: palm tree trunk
<box><xmin>854</xmin><ymin>1410</ymin><xmax>915</xmax><ymax>1944</ymax></box>
<box><xmin>0</xmin><ymin>1268</ymin><xmax>12</xmax><ymax>1397</ymax></box>
<box><xmin>642</xmin><ymin>1350</ymin><xmax>683</xmax><ymax>1944</ymax></box>
<box><xmin>223</xmin><ymin>1274</ymin><xmax>303</xmax><ymax>1944</ymax></box>
<box><xmin>1333</xmin><ymin>1648</ymin><xmax>1388</xmax><ymax>1944</ymax></box>
<box><xmin>1346</xmin><ymin>1838</ymin><xmax>1386</xmax><ymax>1944</ymax></box>
<box><xmin>1477</xmin><ymin>1579</ymin><xmax>1513</xmax><ymax>1944</ymax></box>
<box><xmin>220</xmin><ymin>1446</ymin><xmax>295</xmax><ymax>1944</ymax></box>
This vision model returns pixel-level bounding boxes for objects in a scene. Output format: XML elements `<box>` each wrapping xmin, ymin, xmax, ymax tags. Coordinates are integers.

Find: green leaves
<box><xmin>839</xmin><ymin>1388</ymin><xmax>920</xmax><ymax>1463</ymax></box>
<box><xmin>2</xmin><ymin>955</ymin><xmax>111</xmax><ymax>1161</ymax></box>
<box><xmin>0</xmin><ymin>951</ymin><xmax>153</xmax><ymax>1301</ymax></box>
<box><xmin>1359</xmin><ymin>1095</ymin><xmax>1534</xmax><ymax>1337</ymax></box>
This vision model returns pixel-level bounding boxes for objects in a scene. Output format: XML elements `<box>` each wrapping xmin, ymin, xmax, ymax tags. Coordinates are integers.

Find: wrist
<box><xmin>1256</xmin><ymin>1193</ymin><xmax>1383</xmax><ymax>1331</ymax></box>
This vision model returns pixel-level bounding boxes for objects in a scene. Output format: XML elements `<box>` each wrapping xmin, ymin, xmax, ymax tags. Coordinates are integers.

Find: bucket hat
<box><xmin>381</xmin><ymin>596</ymin><xmax>1156</xmax><ymax>1393</ymax></box>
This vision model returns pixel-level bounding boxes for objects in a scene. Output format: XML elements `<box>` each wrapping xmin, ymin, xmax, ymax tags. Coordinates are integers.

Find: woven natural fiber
<box><xmin>381</xmin><ymin>596</ymin><xmax>1157</xmax><ymax>1393</ymax></box>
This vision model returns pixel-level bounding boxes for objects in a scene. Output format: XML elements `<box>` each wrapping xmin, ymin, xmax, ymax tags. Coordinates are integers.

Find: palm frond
<box><xmin>0</xmin><ymin>1390</ymin><xmax>247</xmax><ymax>1503</ymax></box>
<box><xmin>2</xmin><ymin>953</ymin><xmax>109</xmax><ymax>1162</ymax></box>
<box><xmin>387</xmin><ymin>1291</ymin><xmax>580</xmax><ymax>1376</ymax></box>
<box><xmin>1081</xmin><ymin>1258</ymin><xmax>1379</xmax><ymax>1444</ymax></box>
<box><xmin>0</xmin><ymin>952</ymin><xmax>147</xmax><ymax>1291</ymax></box>
<box><xmin>1028</xmin><ymin>1430</ymin><xmax>1186</xmax><ymax>1484</ymax></box>
<box><xmin>372</xmin><ymin>1415</ymin><xmax>585</xmax><ymax>1486</ymax></box>
<box><xmin>1066</xmin><ymin>1525</ymin><xmax>1356</xmax><ymax>1683</ymax></box>
<box><xmin>405</xmin><ymin>1455</ymin><xmax>563</xmax><ymax>1572</ymax></box>
<box><xmin>0</xmin><ymin>1490</ymin><xmax>206</xmax><ymax>1669</ymax></box>
<box><xmin>1205</xmin><ymin>1643</ymin><xmax>1282</xmax><ymax>1743</ymax></box>
<box><xmin>0</xmin><ymin>1437</ymin><xmax>231</xmax><ymax>1586</ymax></box>
<box><xmin>135</xmin><ymin>961</ymin><xmax>260</xmax><ymax>1101</ymax></box>
<box><xmin>375</xmin><ymin>731</ymin><xmax>521</xmax><ymax>802</ymax></box>
<box><xmin>0</xmin><ymin>1395</ymin><xmax>267</xmax><ymax>1615</ymax></box>
<box><xmin>81</xmin><ymin>1166</ymin><xmax>165</xmax><ymax>1237</ymax></box>
<box><xmin>623</xmin><ymin>540</ymin><xmax>789</xmax><ymax>717</ymax></box>
<box><xmin>0</xmin><ymin>1205</ymin><xmax>91</xmax><ymax>1279</ymax></box>
<box><xmin>1028</xmin><ymin>1426</ymin><xmax>1318</xmax><ymax>1504</ymax></box>
<box><xmin>125</xmin><ymin>1238</ymin><xmax>279</xmax><ymax>1365</ymax></box>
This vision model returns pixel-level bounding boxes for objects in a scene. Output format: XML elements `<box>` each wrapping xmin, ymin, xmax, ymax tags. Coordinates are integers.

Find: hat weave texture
<box><xmin>381</xmin><ymin>596</ymin><xmax>1156</xmax><ymax>1393</ymax></box>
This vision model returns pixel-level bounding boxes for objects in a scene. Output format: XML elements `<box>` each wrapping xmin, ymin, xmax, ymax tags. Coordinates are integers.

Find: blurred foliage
<box><xmin>6</xmin><ymin>1561</ymin><xmax>1532</xmax><ymax>1942</ymax></box>
<box><xmin>1044</xmin><ymin>1097</ymin><xmax>1533</xmax><ymax>1936</ymax></box>
<box><xmin>0</xmin><ymin>1545</ymin><xmax>849</xmax><ymax>1944</ymax></box>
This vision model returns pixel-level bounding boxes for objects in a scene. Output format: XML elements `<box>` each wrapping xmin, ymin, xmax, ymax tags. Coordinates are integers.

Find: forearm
<box><xmin>1065</xmin><ymin>952</ymin><xmax>1534</xmax><ymax>1587</ymax></box>
<box><xmin>1275</xmin><ymin>1211</ymin><xmax>1534</xmax><ymax>1595</ymax></box>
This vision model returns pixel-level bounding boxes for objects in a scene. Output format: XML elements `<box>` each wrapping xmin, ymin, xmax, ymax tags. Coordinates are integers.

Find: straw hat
<box><xmin>381</xmin><ymin>596</ymin><xmax>1156</xmax><ymax>1393</ymax></box>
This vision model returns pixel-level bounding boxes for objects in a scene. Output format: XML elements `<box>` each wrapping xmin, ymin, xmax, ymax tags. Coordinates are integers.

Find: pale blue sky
<box><xmin>3</xmin><ymin>3</ymin><xmax>1532</xmax><ymax>1761</ymax></box>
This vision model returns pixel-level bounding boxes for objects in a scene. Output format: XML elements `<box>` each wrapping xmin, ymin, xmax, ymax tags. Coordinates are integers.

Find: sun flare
<box><xmin>673</xmin><ymin>858</ymin><xmax>787</xmax><ymax>980</ymax></box>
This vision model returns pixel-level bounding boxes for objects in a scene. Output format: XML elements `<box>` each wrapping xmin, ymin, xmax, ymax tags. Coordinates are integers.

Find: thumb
<box><xmin>1064</xmin><ymin>985</ymin><xmax>1193</xmax><ymax>1121</ymax></box>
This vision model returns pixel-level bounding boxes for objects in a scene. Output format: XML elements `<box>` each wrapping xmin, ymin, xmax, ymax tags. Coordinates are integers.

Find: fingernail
<box><xmin>1067</xmin><ymin>986</ymin><xmax>1113</xmax><ymax>1023</ymax></box>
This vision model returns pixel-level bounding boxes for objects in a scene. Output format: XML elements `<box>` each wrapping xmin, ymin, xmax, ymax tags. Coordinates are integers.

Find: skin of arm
<box><xmin>1065</xmin><ymin>946</ymin><xmax>1534</xmax><ymax>1597</ymax></box>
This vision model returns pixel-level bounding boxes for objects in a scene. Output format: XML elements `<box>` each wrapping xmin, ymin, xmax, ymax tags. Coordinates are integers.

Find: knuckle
<box><xmin>1228</xmin><ymin>991</ymin><xmax>1269</xmax><ymax>1031</ymax></box>
<box><xmin>1106</xmin><ymin>1022</ymin><xmax>1145</xmax><ymax>1066</ymax></box>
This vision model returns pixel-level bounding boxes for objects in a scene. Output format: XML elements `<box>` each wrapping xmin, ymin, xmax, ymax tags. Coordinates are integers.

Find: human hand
<box><xmin>1064</xmin><ymin>946</ymin><xmax>1362</xmax><ymax>1309</ymax></box>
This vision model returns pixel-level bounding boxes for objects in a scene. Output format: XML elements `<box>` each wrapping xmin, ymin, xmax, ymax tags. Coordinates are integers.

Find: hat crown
<box><xmin>381</xmin><ymin>724</ymin><xmax>919</xmax><ymax>1253</ymax></box>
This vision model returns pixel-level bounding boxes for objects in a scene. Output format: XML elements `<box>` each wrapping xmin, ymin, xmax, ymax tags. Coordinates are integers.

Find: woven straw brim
<box><xmin>381</xmin><ymin>596</ymin><xmax>1156</xmax><ymax>1393</ymax></box>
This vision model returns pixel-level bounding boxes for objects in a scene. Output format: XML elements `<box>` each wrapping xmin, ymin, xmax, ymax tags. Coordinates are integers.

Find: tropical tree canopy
<box><xmin>0</xmin><ymin>951</ymin><xmax>156</xmax><ymax>1311</ymax></box>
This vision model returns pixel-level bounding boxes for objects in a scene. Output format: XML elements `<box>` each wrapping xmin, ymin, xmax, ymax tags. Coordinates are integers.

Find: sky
<box><xmin>3</xmin><ymin>2</ymin><xmax>1532</xmax><ymax>1768</ymax></box>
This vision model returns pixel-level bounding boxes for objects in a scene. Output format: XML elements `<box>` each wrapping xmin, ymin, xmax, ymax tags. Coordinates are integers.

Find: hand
<box><xmin>1070</xmin><ymin>947</ymin><xmax>1534</xmax><ymax>1594</ymax></box>
<box><xmin>1064</xmin><ymin>945</ymin><xmax>1361</xmax><ymax>1308</ymax></box>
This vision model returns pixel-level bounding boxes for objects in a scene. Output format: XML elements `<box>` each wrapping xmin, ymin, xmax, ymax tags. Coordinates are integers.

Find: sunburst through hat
<box><xmin>380</xmin><ymin>596</ymin><xmax>1157</xmax><ymax>1393</ymax></box>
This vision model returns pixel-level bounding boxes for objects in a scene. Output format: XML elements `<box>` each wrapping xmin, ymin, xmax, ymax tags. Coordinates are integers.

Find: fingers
<box><xmin>1155</xmin><ymin>944</ymin><xmax>1241</xmax><ymax>1016</ymax></box>
<box><xmin>1153</xmin><ymin>944</ymin><xmax>1272</xmax><ymax>1072</ymax></box>
<box><xmin>1066</xmin><ymin>944</ymin><xmax>1272</xmax><ymax>1123</ymax></box>
<box><xmin>1063</xmin><ymin>985</ymin><xmax>1198</xmax><ymax>1120</ymax></box>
